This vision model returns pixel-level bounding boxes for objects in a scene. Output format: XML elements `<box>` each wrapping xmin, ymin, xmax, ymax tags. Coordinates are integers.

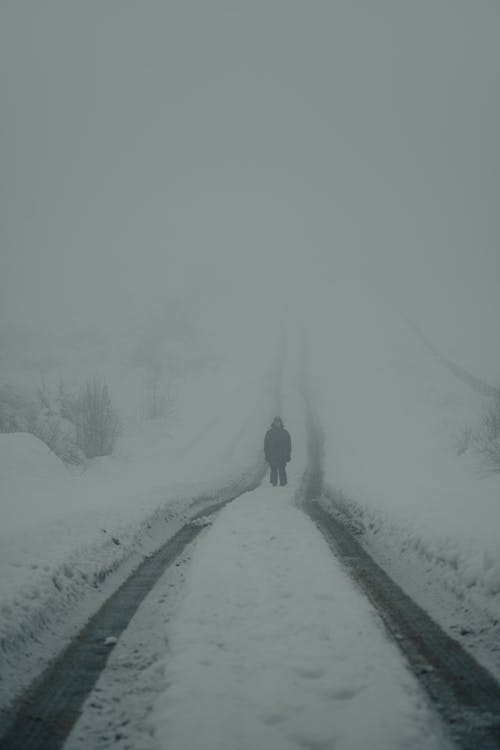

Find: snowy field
<box><xmin>3</xmin><ymin>2</ymin><xmax>500</xmax><ymax>747</ymax></box>
<box><xmin>2</xmin><ymin>291</ymin><xmax>500</xmax><ymax>747</ymax></box>
<box><xmin>0</xmin><ymin>326</ymin><xmax>278</xmax><ymax>719</ymax></box>
<box><xmin>305</xmin><ymin>282</ymin><xmax>500</xmax><ymax>679</ymax></box>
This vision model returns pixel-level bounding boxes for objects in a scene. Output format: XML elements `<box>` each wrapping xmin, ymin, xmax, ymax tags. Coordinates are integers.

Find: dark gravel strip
<box><xmin>0</xmin><ymin>495</ymin><xmax>245</xmax><ymax>750</ymax></box>
<box><xmin>304</xmin><ymin>498</ymin><xmax>500</xmax><ymax>750</ymax></box>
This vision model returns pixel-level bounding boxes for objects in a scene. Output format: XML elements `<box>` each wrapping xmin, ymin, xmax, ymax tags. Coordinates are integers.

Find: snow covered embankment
<box><xmin>321</xmin><ymin>483</ymin><xmax>500</xmax><ymax>679</ymax></box>
<box><xmin>303</xmin><ymin>289</ymin><xmax>500</xmax><ymax>681</ymax></box>
<box><xmin>0</xmin><ymin>373</ymin><xmax>270</xmax><ymax>720</ymax></box>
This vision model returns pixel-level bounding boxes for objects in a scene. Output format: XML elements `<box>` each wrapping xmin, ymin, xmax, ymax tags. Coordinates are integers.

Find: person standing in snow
<box><xmin>264</xmin><ymin>416</ymin><xmax>291</xmax><ymax>487</ymax></box>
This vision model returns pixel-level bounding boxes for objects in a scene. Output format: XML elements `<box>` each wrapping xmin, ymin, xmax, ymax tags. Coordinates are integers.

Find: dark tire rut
<box><xmin>304</xmin><ymin>497</ymin><xmax>500</xmax><ymax>750</ymax></box>
<box><xmin>0</xmin><ymin>494</ymin><xmax>250</xmax><ymax>750</ymax></box>
<box><xmin>298</xmin><ymin>359</ymin><xmax>500</xmax><ymax>749</ymax></box>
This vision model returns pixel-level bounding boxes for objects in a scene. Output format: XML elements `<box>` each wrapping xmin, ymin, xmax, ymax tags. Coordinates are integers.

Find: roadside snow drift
<box><xmin>0</xmin><ymin>358</ymin><xmax>276</xmax><ymax>719</ymax></box>
<box><xmin>301</xmin><ymin>280</ymin><xmax>500</xmax><ymax>676</ymax></box>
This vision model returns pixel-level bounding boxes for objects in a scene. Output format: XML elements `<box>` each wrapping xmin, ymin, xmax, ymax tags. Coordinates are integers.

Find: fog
<box><xmin>2</xmin><ymin>1</ymin><xmax>500</xmax><ymax>369</ymax></box>
<box><xmin>4</xmin><ymin>6</ymin><xmax>500</xmax><ymax>742</ymax></box>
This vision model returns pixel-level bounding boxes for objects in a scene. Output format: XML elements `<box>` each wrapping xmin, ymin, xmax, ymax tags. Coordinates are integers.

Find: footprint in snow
<box><xmin>289</xmin><ymin>730</ymin><xmax>339</xmax><ymax>750</ymax></box>
<box><xmin>319</xmin><ymin>684</ymin><xmax>364</xmax><ymax>701</ymax></box>
<box><xmin>258</xmin><ymin>711</ymin><xmax>288</xmax><ymax>726</ymax></box>
<box><xmin>293</xmin><ymin>665</ymin><xmax>326</xmax><ymax>679</ymax></box>
<box><xmin>314</xmin><ymin>592</ymin><xmax>335</xmax><ymax>601</ymax></box>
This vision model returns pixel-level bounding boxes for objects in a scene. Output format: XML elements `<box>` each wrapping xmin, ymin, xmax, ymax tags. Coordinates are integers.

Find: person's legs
<box><xmin>270</xmin><ymin>465</ymin><xmax>278</xmax><ymax>486</ymax></box>
<box><xmin>278</xmin><ymin>463</ymin><xmax>287</xmax><ymax>486</ymax></box>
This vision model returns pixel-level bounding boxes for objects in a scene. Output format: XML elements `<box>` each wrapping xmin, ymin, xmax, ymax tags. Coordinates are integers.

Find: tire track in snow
<box><xmin>0</xmin><ymin>489</ymin><xmax>259</xmax><ymax>750</ymax></box>
<box><xmin>304</xmin><ymin>499</ymin><xmax>500</xmax><ymax>750</ymax></box>
<box><xmin>299</xmin><ymin>375</ymin><xmax>500</xmax><ymax>748</ymax></box>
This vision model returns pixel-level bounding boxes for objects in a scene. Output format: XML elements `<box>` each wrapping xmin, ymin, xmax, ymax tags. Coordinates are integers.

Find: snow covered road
<box><xmin>151</xmin><ymin>487</ymin><xmax>450</xmax><ymax>750</ymax></box>
<box><xmin>4</xmin><ymin>453</ymin><xmax>499</xmax><ymax>749</ymax></box>
<box><xmin>8</xmin><ymin>470</ymin><xmax>500</xmax><ymax>749</ymax></box>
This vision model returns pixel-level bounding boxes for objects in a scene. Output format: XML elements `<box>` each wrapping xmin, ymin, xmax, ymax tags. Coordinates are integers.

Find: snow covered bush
<box><xmin>0</xmin><ymin>384</ymin><xmax>83</xmax><ymax>464</ymax></box>
<box><xmin>475</xmin><ymin>392</ymin><xmax>500</xmax><ymax>473</ymax></box>
<box><xmin>0</xmin><ymin>384</ymin><xmax>37</xmax><ymax>433</ymax></box>
<box><xmin>454</xmin><ymin>425</ymin><xmax>473</xmax><ymax>457</ymax></box>
<box><xmin>60</xmin><ymin>378</ymin><xmax>120</xmax><ymax>459</ymax></box>
<box><xmin>34</xmin><ymin>413</ymin><xmax>83</xmax><ymax>465</ymax></box>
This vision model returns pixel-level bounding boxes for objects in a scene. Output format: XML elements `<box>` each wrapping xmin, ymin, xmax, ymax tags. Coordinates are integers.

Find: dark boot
<box><xmin>270</xmin><ymin>465</ymin><xmax>278</xmax><ymax>486</ymax></box>
<box><xmin>278</xmin><ymin>464</ymin><xmax>287</xmax><ymax>486</ymax></box>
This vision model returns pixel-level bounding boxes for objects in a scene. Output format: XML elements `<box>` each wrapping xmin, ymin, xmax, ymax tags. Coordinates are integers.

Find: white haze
<box><xmin>2</xmin><ymin>0</ymin><xmax>499</xmax><ymax>374</ymax></box>
<box><xmin>3</xmin><ymin>6</ymin><xmax>500</xmax><ymax>743</ymax></box>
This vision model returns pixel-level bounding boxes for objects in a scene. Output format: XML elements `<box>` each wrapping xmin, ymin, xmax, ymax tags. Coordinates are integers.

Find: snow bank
<box><xmin>301</xmin><ymin>278</ymin><xmax>500</xmax><ymax>674</ymax></box>
<box><xmin>0</xmin><ymin>351</ymin><xmax>277</xmax><ymax>718</ymax></box>
<box><xmin>0</xmin><ymin>433</ymin><xmax>67</xmax><ymax>481</ymax></box>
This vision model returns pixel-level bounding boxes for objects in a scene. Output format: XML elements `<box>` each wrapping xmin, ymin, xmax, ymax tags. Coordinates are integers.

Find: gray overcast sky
<box><xmin>2</xmin><ymin>1</ymin><xmax>500</xmax><ymax>362</ymax></box>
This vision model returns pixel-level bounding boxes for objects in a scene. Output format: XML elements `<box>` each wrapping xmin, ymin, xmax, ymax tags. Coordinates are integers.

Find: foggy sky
<box><xmin>2</xmin><ymin>1</ymin><xmax>500</xmax><ymax>364</ymax></box>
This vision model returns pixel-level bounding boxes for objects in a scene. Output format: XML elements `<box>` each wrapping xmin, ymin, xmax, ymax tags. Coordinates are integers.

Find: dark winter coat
<box><xmin>264</xmin><ymin>425</ymin><xmax>291</xmax><ymax>465</ymax></box>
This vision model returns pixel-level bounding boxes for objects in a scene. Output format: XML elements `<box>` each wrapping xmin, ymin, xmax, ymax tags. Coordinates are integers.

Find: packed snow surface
<box><xmin>152</xmin><ymin>487</ymin><xmax>450</xmax><ymax>750</ymax></box>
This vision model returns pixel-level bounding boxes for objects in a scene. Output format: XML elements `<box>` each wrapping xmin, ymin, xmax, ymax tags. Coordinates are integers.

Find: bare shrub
<box><xmin>474</xmin><ymin>393</ymin><xmax>500</xmax><ymax>473</ymax></box>
<box><xmin>33</xmin><ymin>414</ymin><xmax>84</xmax><ymax>465</ymax></box>
<box><xmin>455</xmin><ymin>425</ymin><xmax>473</xmax><ymax>456</ymax></box>
<box><xmin>0</xmin><ymin>379</ymin><xmax>119</xmax><ymax>464</ymax></box>
<box><xmin>0</xmin><ymin>385</ymin><xmax>37</xmax><ymax>433</ymax></box>
<box><xmin>0</xmin><ymin>383</ymin><xmax>84</xmax><ymax>464</ymax></box>
<box><xmin>61</xmin><ymin>378</ymin><xmax>120</xmax><ymax>459</ymax></box>
<box><xmin>143</xmin><ymin>371</ymin><xmax>175</xmax><ymax>420</ymax></box>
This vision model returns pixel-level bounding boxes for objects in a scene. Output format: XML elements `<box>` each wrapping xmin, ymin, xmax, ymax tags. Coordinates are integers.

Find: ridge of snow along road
<box><xmin>302</xmin><ymin>290</ymin><xmax>500</xmax><ymax>686</ymax></box>
<box><xmin>0</xmin><ymin>356</ymin><xmax>277</xmax><ymax>724</ymax></box>
<box><xmin>0</xmin><ymin>435</ymin><xmax>265</xmax><ymax>727</ymax></box>
<box><xmin>152</xmin><ymin>487</ymin><xmax>452</xmax><ymax>750</ymax></box>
